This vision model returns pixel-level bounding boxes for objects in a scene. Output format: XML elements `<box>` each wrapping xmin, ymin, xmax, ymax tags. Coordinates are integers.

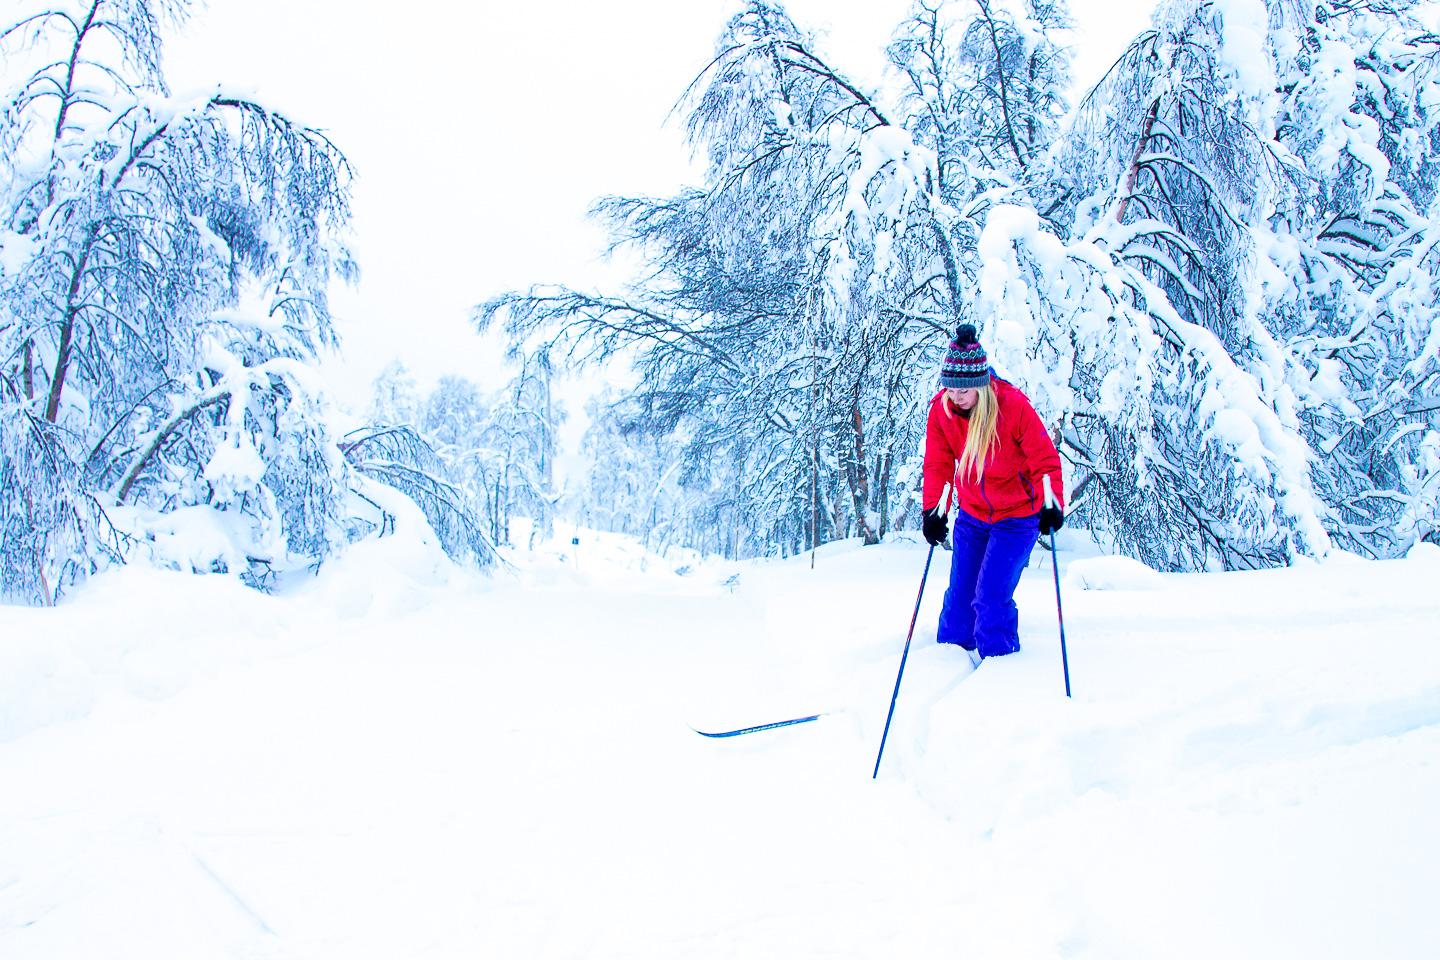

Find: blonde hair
<box><xmin>953</xmin><ymin>382</ymin><xmax>999</xmax><ymax>483</ymax></box>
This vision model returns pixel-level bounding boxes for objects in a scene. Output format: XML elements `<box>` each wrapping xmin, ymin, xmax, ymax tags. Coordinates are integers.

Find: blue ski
<box><xmin>692</xmin><ymin>714</ymin><xmax>824</xmax><ymax>738</ymax></box>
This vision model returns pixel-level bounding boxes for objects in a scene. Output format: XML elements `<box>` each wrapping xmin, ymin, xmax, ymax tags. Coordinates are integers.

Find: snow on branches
<box><xmin>0</xmin><ymin>0</ymin><xmax>492</xmax><ymax>603</ymax></box>
<box><xmin>481</xmin><ymin>0</ymin><xmax>1438</xmax><ymax>568</ymax></box>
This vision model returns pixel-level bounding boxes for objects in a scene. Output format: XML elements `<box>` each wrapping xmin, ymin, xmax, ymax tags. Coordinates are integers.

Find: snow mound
<box><xmin>1064</xmin><ymin>554</ymin><xmax>1168</xmax><ymax>591</ymax></box>
<box><xmin>0</xmin><ymin>566</ymin><xmax>297</xmax><ymax>743</ymax></box>
<box><xmin>1406</xmin><ymin>541</ymin><xmax>1440</xmax><ymax>563</ymax></box>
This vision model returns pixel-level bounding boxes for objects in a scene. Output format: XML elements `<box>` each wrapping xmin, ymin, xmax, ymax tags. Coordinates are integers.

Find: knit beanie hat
<box><xmin>938</xmin><ymin>324</ymin><xmax>991</xmax><ymax>389</ymax></box>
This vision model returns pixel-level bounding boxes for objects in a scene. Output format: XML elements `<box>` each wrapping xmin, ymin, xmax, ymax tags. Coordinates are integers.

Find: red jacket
<box><xmin>922</xmin><ymin>379</ymin><xmax>1064</xmax><ymax>523</ymax></box>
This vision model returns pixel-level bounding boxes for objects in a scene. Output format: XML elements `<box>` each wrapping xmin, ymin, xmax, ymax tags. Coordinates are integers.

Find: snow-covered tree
<box><xmin>360</xmin><ymin>359</ymin><xmax>561</xmax><ymax>553</ymax></box>
<box><xmin>484</xmin><ymin>0</ymin><xmax>1438</xmax><ymax>569</ymax></box>
<box><xmin>484</xmin><ymin>2</ymin><xmax>963</xmax><ymax>555</ymax></box>
<box><xmin>369</xmin><ymin>361</ymin><xmax>423</xmax><ymax>428</ymax></box>
<box><xmin>338</xmin><ymin>422</ymin><xmax>496</xmax><ymax>567</ymax></box>
<box><xmin>567</xmin><ymin>391</ymin><xmax>693</xmax><ymax>551</ymax></box>
<box><xmin>1026</xmin><ymin>0</ymin><xmax>1438</xmax><ymax>565</ymax></box>
<box><xmin>889</xmin><ymin>0</ymin><xmax>1073</xmax><ymax>194</ymax></box>
<box><xmin>0</xmin><ymin>1</ymin><xmax>492</xmax><ymax>601</ymax></box>
<box><xmin>473</xmin><ymin>354</ymin><xmax>560</xmax><ymax>545</ymax></box>
<box><xmin>1258</xmin><ymin>0</ymin><xmax>1440</xmax><ymax>557</ymax></box>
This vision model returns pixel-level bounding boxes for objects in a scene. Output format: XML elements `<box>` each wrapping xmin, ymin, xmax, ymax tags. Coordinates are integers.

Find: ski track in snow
<box><xmin>2</xmin><ymin>535</ymin><xmax>1438</xmax><ymax>958</ymax></box>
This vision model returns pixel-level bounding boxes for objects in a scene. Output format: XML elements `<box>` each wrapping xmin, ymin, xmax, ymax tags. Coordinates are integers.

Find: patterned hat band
<box><xmin>939</xmin><ymin>323</ymin><xmax>990</xmax><ymax>389</ymax></box>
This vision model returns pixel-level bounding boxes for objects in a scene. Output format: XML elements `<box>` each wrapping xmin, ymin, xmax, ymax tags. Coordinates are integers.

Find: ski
<box><xmin>692</xmin><ymin>713</ymin><xmax>824</xmax><ymax>738</ymax></box>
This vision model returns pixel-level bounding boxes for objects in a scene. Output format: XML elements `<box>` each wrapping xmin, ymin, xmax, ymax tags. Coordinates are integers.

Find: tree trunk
<box><xmin>875</xmin><ymin>450</ymin><xmax>892</xmax><ymax>539</ymax></box>
<box><xmin>44</xmin><ymin>228</ymin><xmax>97</xmax><ymax>423</ymax></box>
<box><xmin>810</xmin><ymin>431</ymin><xmax>821</xmax><ymax>558</ymax></box>
<box><xmin>44</xmin><ymin>306</ymin><xmax>80</xmax><ymax>423</ymax></box>
<box><xmin>117</xmin><ymin>391</ymin><xmax>230</xmax><ymax>503</ymax></box>
<box><xmin>977</xmin><ymin>0</ymin><xmax>1028</xmax><ymax>172</ymax></box>
<box><xmin>1115</xmin><ymin>96</ymin><xmax>1161</xmax><ymax>225</ymax></box>
<box><xmin>22</xmin><ymin>488</ymin><xmax>53</xmax><ymax>607</ymax></box>
<box><xmin>845</xmin><ymin>404</ymin><xmax>879</xmax><ymax>545</ymax></box>
<box><xmin>538</xmin><ymin>357</ymin><xmax>555</xmax><ymax>540</ymax></box>
<box><xmin>491</xmin><ymin>473</ymin><xmax>503</xmax><ymax>544</ymax></box>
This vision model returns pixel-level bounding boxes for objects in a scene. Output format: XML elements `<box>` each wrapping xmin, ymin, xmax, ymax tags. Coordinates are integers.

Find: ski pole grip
<box><xmin>1043</xmin><ymin>474</ymin><xmax>1057</xmax><ymax>510</ymax></box>
<box><xmin>940</xmin><ymin>482</ymin><xmax>953</xmax><ymax>517</ymax></box>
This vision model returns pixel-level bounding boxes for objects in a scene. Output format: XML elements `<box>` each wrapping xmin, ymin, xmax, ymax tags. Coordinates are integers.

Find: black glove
<box><xmin>922</xmin><ymin>507</ymin><xmax>949</xmax><ymax>546</ymax></box>
<box><xmin>1038</xmin><ymin>505</ymin><xmax>1064</xmax><ymax>536</ymax></box>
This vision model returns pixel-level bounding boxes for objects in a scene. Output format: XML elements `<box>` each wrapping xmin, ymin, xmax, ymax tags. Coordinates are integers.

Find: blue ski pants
<box><xmin>937</xmin><ymin>510</ymin><xmax>1040</xmax><ymax>658</ymax></box>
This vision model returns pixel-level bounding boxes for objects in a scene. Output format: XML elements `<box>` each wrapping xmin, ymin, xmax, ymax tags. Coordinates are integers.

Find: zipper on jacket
<box><xmin>979</xmin><ymin>473</ymin><xmax>996</xmax><ymax>522</ymax></box>
<box><xmin>1019</xmin><ymin>473</ymin><xmax>1037</xmax><ymax>513</ymax></box>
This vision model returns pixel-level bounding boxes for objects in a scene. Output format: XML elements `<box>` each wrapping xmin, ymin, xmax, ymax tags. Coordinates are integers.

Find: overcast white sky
<box><xmin>162</xmin><ymin>0</ymin><xmax>1155</xmax><ymax>412</ymax></box>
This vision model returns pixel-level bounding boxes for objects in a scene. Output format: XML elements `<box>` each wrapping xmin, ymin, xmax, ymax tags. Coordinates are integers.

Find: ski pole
<box><xmin>873</xmin><ymin>484</ymin><xmax>950</xmax><ymax>780</ymax></box>
<box><xmin>1043</xmin><ymin>475</ymin><xmax>1071</xmax><ymax>698</ymax></box>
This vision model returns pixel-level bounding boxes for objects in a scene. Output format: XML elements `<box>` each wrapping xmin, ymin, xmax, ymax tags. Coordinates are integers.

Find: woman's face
<box><xmin>945</xmin><ymin>387</ymin><xmax>979</xmax><ymax>410</ymax></box>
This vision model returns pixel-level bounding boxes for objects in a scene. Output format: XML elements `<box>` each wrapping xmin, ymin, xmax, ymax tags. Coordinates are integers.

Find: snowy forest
<box><xmin>4</xmin><ymin>0</ymin><xmax>1440</xmax><ymax>605</ymax></box>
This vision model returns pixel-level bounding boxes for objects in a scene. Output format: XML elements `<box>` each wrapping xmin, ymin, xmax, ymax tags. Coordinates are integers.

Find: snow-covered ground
<box><xmin>3</xmin><ymin>525</ymin><xmax>1438</xmax><ymax>959</ymax></box>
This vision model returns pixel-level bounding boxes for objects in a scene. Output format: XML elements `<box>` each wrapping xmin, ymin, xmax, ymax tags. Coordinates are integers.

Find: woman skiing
<box><xmin>921</xmin><ymin>324</ymin><xmax>1064</xmax><ymax>660</ymax></box>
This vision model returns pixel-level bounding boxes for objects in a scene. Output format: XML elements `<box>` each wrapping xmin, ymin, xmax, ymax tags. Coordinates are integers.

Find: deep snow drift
<box><xmin>2</xmin><ymin>525</ymin><xmax>1437</xmax><ymax>959</ymax></box>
